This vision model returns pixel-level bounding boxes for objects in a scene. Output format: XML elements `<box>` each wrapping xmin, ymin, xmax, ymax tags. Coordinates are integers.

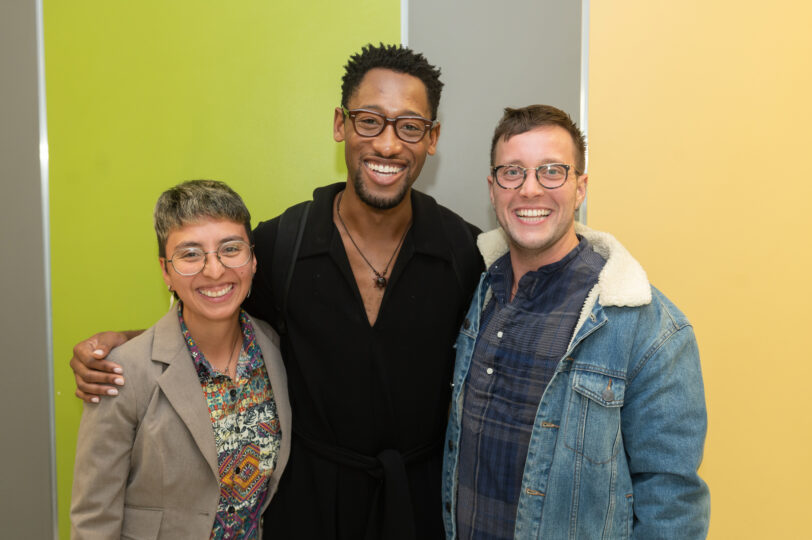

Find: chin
<box><xmin>353</xmin><ymin>172</ymin><xmax>411</xmax><ymax>210</ymax></box>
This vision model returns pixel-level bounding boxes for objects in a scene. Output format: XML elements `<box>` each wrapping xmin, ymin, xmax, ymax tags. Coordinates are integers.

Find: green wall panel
<box><xmin>44</xmin><ymin>1</ymin><xmax>398</xmax><ymax>536</ymax></box>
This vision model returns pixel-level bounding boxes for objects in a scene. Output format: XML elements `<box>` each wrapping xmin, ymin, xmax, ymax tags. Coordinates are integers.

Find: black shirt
<box><xmin>245</xmin><ymin>183</ymin><xmax>483</xmax><ymax>540</ymax></box>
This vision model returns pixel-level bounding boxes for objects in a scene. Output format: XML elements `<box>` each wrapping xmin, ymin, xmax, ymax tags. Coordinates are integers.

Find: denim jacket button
<box><xmin>463</xmin><ymin>318</ymin><xmax>471</xmax><ymax>329</ymax></box>
<box><xmin>445</xmin><ymin>502</ymin><xmax>452</xmax><ymax>513</ymax></box>
<box><xmin>448</xmin><ymin>440</ymin><xmax>454</xmax><ymax>451</ymax></box>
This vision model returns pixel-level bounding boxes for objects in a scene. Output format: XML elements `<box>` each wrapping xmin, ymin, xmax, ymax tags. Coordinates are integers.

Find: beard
<box><xmin>352</xmin><ymin>168</ymin><xmax>412</xmax><ymax>210</ymax></box>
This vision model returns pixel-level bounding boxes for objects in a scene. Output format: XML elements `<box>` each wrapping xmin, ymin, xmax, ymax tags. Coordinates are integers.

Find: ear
<box><xmin>251</xmin><ymin>252</ymin><xmax>258</xmax><ymax>275</ymax></box>
<box><xmin>333</xmin><ymin>107</ymin><xmax>346</xmax><ymax>142</ymax></box>
<box><xmin>160</xmin><ymin>258</ymin><xmax>173</xmax><ymax>289</ymax></box>
<box><xmin>426</xmin><ymin>122</ymin><xmax>441</xmax><ymax>156</ymax></box>
<box><xmin>487</xmin><ymin>174</ymin><xmax>496</xmax><ymax>207</ymax></box>
<box><xmin>575</xmin><ymin>173</ymin><xmax>588</xmax><ymax>209</ymax></box>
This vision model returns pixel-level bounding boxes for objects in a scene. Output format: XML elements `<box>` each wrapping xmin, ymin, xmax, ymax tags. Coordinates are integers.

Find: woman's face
<box><xmin>160</xmin><ymin>217</ymin><xmax>255</xmax><ymax>327</ymax></box>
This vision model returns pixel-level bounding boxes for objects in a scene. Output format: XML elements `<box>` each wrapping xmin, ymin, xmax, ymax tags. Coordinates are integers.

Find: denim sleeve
<box><xmin>622</xmin><ymin>323</ymin><xmax>710</xmax><ymax>539</ymax></box>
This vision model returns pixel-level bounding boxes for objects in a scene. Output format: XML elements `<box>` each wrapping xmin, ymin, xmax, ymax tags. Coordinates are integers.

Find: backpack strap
<box><xmin>442</xmin><ymin>214</ymin><xmax>480</xmax><ymax>295</ymax></box>
<box><xmin>271</xmin><ymin>200</ymin><xmax>311</xmax><ymax>335</ymax></box>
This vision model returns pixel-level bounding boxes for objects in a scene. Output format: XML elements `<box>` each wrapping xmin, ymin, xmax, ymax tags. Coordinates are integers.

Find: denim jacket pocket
<box><xmin>565</xmin><ymin>369</ymin><xmax>626</xmax><ymax>464</ymax></box>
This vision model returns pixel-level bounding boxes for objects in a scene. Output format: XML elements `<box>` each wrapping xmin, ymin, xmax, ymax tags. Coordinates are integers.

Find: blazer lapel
<box><xmin>152</xmin><ymin>310</ymin><xmax>219</xmax><ymax>480</ymax></box>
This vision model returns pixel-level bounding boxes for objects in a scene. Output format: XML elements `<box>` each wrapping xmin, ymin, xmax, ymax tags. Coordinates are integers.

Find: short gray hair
<box><xmin>154</xmin><ymin>180</ymin><xmax>252</xmax><ymax>257</ymax></box>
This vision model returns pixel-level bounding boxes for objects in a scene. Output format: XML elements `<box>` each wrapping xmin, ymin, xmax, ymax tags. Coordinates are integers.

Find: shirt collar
<box><xmin>297</xmin><ymin>182</ymin><xmax>453</xmax><ymax>263</ymax></box>
<box><xmin>488</xmin><ymin>235</ymin><xmax>590</xmax><ymax>303</ymax></box>
<box><xmin>177</xmin><ymin>303</ymin><xmax>262</xmax><ymax>379</ymax></box>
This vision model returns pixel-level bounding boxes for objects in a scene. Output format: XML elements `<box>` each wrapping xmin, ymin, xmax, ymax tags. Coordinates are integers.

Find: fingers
<box><xmin>70</xmin><ymin>331</ymin><xmax>129</xmax><ymax>400</ymax></box>
<box><xmin>73</xmin><ymin>331</ymin><xmax>128</xmax><ymax>369</ymax></box>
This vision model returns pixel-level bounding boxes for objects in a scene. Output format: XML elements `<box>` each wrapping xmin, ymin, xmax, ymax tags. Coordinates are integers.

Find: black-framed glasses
<box><xmin>342</xmin><ymin>107</ymin><xmax>436</xmax><ymax>143</ymax></box>
<box><xmin>491</xmin><ymin>163</ymin><xmax>580</xmax><ymax>190</ymax></box>
<box><xmin>166</xmin><ymin>240</ymin><xmax>253</xmax><ymax>276</ymax></box>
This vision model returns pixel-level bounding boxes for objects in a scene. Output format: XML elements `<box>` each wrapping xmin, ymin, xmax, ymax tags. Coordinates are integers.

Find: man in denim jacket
<box><xmin>442</xmin><ymin>105</ymin><xmax>709</xmax><ymax>539</ymax></box>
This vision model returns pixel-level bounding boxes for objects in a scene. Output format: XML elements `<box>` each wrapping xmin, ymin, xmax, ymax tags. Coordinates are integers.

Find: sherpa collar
<box><xmin>476</xmin><ymin>223</ymin><xmax>651</xmax><ymax>308</ymax></box>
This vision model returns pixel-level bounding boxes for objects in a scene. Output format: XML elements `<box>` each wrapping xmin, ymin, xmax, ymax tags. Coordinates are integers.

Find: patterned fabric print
<box><xmin>178</xmin><ymin>305</ymin><xmax>281</xmax><ymax>540</ymax></box>
<box><xmin>456</xmin><ymin>237</ymin><xmax>606</xmax><ymax>540</ymax></box>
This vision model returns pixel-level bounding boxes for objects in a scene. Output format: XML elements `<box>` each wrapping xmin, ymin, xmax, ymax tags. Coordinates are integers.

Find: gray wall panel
<box><xmin>0</xmin><ymin>0</ymin><xmax>56</xmax><ymax>537</ymax></box>
<box><xmin>408</xmin><ymin>0</ymin><xmax>583</xmax><ymax>231</ymax></box>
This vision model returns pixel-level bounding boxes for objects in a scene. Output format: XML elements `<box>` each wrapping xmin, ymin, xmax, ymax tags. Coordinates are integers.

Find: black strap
<box><xmin>271</xmin><ymin>201</ymin><xmax>311</xmax><ymax>334</ymax></box>
<box><xmin>439</xmin><ymin>213</ymin><xmax>481</xmax><ymax>311</ymax></box>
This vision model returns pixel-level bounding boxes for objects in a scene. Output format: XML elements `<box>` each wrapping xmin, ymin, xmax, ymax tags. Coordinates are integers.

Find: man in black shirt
<box><xmin>71</xmin><ymin>44</ymin><xmax>483</xmax><ymax>539</ymax></box>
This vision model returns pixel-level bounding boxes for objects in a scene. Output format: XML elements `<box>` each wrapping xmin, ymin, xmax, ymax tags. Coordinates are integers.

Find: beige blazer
<box><xmin>70</xmin><ymin>309</ymin><xmax>291</xmax><ymax>540</ymax></box>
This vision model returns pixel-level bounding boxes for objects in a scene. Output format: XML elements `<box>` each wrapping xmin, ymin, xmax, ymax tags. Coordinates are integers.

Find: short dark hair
<box><xmin>153</xmin><ymin>180</ymin><xmax>252</xmax><ymax>258</ymax></box>
<box><xmin>490</xmin><ymin>105</ymin><xmax>587</xmax><ymax>173</ymax></box>
<box><xmin>341</xmin><ymin>43</ymin><xmax>443</xmax><ymax>120</ymax></box>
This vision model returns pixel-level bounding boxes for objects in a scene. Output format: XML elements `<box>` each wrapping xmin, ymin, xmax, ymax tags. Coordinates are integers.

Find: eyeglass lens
<box><xmin>170</xmin><ymin>240</ymin><xmax>252</xmax><ymax>276</ymax></box>
<box><xmin>495</xmin><ymin>164</ymin><xmax>569</xmax><ymax>189</ymax></box>
<box><xmin>350</xmin><ymin>110</ymin><xmax>430</xmax><ymax>143</ymax></box>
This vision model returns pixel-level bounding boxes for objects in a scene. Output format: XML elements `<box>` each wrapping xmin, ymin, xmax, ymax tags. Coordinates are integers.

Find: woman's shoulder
<box><xmin>106</xmin><ymin>310</ymin><xmax>177</xmax><ymax>381</ymax></box>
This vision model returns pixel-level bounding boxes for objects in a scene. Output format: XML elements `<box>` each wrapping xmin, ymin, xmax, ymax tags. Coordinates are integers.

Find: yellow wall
<box><xmin>44</xmin><ymin>1</ymin><xmax>398</xmax><ymax>536</ymax></box>
<box><xmin>589</xmin><ymin>1</ymin><xmax>812</xmax><ymax>537</ymax></box>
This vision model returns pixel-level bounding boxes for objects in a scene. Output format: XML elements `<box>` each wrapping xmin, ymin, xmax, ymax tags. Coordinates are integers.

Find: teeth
<box><xmin>515</xmin><ymin>209</ymin><xmax>551</xmax><ymax>218</ymax></box>
<box><xmin>366</xmin><ymin>162</ymin><xmax>404</xmax><ymax>174</ymax></box>
<box><xmin>199</xmin><ymin>284</ymin><xmax>233</xmax><ymax>298</ymax></box>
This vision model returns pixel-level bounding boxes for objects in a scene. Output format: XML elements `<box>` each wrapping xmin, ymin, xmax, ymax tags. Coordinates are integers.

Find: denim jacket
<box><xmin>442</xmin><ymin>224</ymin><xmax>710</xmax><ymax>539</ymax></box>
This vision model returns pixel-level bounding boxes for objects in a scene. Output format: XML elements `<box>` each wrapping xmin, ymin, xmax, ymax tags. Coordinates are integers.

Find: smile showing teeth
<box><xmin>515</xmin><ymin>209</ymin><xmax>551</xmax><ymax>218</ymax></box>
<box><xmin>365</xmin><ymin>162</ymin><xmax>404</xmax><ymax>175</ymax></box>
<box><xmin>198</xmin><ymin>284</ymin><xmax>233</xmax><ymax>298</ymax></box>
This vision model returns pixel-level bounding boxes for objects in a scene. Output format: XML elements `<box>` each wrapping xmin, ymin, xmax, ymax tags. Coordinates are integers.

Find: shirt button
<box><xmin>235</xmin><ymin>466</ymin><xmax>241</xmax><ymax>474</ymax></box>
<box><xmin>227</xmin><ymin>506</ymin><xmax>235</xmax><ymax>514</ymax></box>
<box><xmin>486</xmin><ymin>367</ymin><xmax>494</xmax><ymax>375</ymax></box>
<box><xmin>496</xmin><ymin>331</ymin><xmax>503</xmax><ymax>338</ymax></box>
<box><xmin>229</xmin><ymin>389</ymin><xmax>237</xmax><ymax>399</ymax></box>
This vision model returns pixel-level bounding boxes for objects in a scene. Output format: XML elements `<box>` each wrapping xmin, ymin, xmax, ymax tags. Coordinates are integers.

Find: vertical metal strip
<box><xmin>34</xmin><ymin>0</ymin><xmax>57</xmax><ymax>536</ymax></box>
<box><xmin>578</xmin><ymin>0</ymin><xmax>590</xmax><ymax>224</ymax></box>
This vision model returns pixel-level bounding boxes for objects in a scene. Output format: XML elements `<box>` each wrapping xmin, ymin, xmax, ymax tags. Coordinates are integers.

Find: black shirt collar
<box><xmin>297</xmin><ymin>182</ymin><xmax>452</xmax><ymax>263</ymax></box>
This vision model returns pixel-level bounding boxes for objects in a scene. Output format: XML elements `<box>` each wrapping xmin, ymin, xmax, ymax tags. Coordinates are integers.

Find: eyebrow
<box><xmin>502</xmin><ymin>159</ymin><xmax>568</xmax><ymax>167</ymax></box>
<box><xmin>173</xmin><ymin>235</ymin><xmax>246</xmax><ymax>250</ymax></box>
<box><xmin>353</xmin><ymin>105</ymin><xmax>429</xmax><ymax>119</ymax></box>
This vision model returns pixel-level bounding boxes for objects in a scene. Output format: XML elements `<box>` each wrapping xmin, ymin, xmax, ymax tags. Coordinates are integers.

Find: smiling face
<box><xmin>489</xmin><ymin>125</ymin><xmax>588</xmax><ymax>272</ymax></box>
<box><xmin>334</xmin><ymin>68</ymin><xmax>439</xmax><ymax>210</ymax></box>
<box><xmin>160</xmin><ymin>218</ymin><xmax>256</xmax><ymax>328</ymax></box>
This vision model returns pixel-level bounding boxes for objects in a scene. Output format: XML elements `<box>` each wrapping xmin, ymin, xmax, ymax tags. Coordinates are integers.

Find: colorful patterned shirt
<box><xmin>178</xmin><ymin>305</ymin><xmax>281</xmax><ymax>539</ymax></box>
<box><xmin>456</xmin><ymin>237</ymin><xmax>606</xmax><ymax>539</ymax></box>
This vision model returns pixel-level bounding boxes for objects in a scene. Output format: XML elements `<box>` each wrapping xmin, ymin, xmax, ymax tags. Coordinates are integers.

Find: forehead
<box><xmin>348</xmin><ymin>68</ymin><xmax>431</xmax><ymax>118</ymax></box>
<box><xmin>494</xmin><ymin>125</ymin><xmax>577</xmax><ymax>164</ymax></box>
<box><xmin>166</xmin><ymin>218</ymin><xmax>248</xmax><ymax>247</ymax></box>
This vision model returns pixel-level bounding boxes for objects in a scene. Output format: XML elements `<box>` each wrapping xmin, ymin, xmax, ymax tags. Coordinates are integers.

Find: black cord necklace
<box><xmin>336</xmin><ymin>192</ymin><xmax>410</xmax><ymax>289</ymax></box>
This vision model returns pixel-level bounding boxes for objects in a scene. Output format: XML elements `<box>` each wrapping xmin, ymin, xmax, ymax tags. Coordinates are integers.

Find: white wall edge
<box><xmin>578</xmin><ymin>0</ymin><xmax>590</xmax><ymax>224</ymax></box>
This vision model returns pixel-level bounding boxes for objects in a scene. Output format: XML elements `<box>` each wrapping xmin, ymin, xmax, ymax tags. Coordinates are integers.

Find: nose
<box><xmin>201</xmin><ymin>251</ymin><xmax>226</xmax><ymax>278</ymax></box>
<box><xmin>371</xmin><ymin>123</ymin><xmax>403</xmax><ymax>156</ymax></box>
<box><xmin>518</xmin><ymin>172</ymin><xmax>545</xmax><ymax>198</ymax></box>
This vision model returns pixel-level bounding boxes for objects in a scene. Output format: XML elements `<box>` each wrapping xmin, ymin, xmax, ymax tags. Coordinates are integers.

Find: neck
<box><xmin>508</xmin><ymin>232</ymin><xmax>580</xmax><ymax>300</ymax></box>
<box><xmin>182</xmin><ymin>306</ymin><xmax>242</xmax><ymax>365</ymax></box>
<box><xmin>337</xmin><ymin>182</ymin><xmax>413</xmax><ymax>242</ymax></box>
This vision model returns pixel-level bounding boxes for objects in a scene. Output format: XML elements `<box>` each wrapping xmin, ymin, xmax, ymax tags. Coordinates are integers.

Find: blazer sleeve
<box><xmin>70</xmin><ymin>348</ymin><xmax>140</xmax><ymax>540</ymax></box>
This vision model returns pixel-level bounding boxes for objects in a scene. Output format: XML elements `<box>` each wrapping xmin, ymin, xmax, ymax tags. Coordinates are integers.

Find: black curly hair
<box><xmin>341</xmin><ymin>43</ymin><xmax>444</xmax><ymax>120</ymax></box>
